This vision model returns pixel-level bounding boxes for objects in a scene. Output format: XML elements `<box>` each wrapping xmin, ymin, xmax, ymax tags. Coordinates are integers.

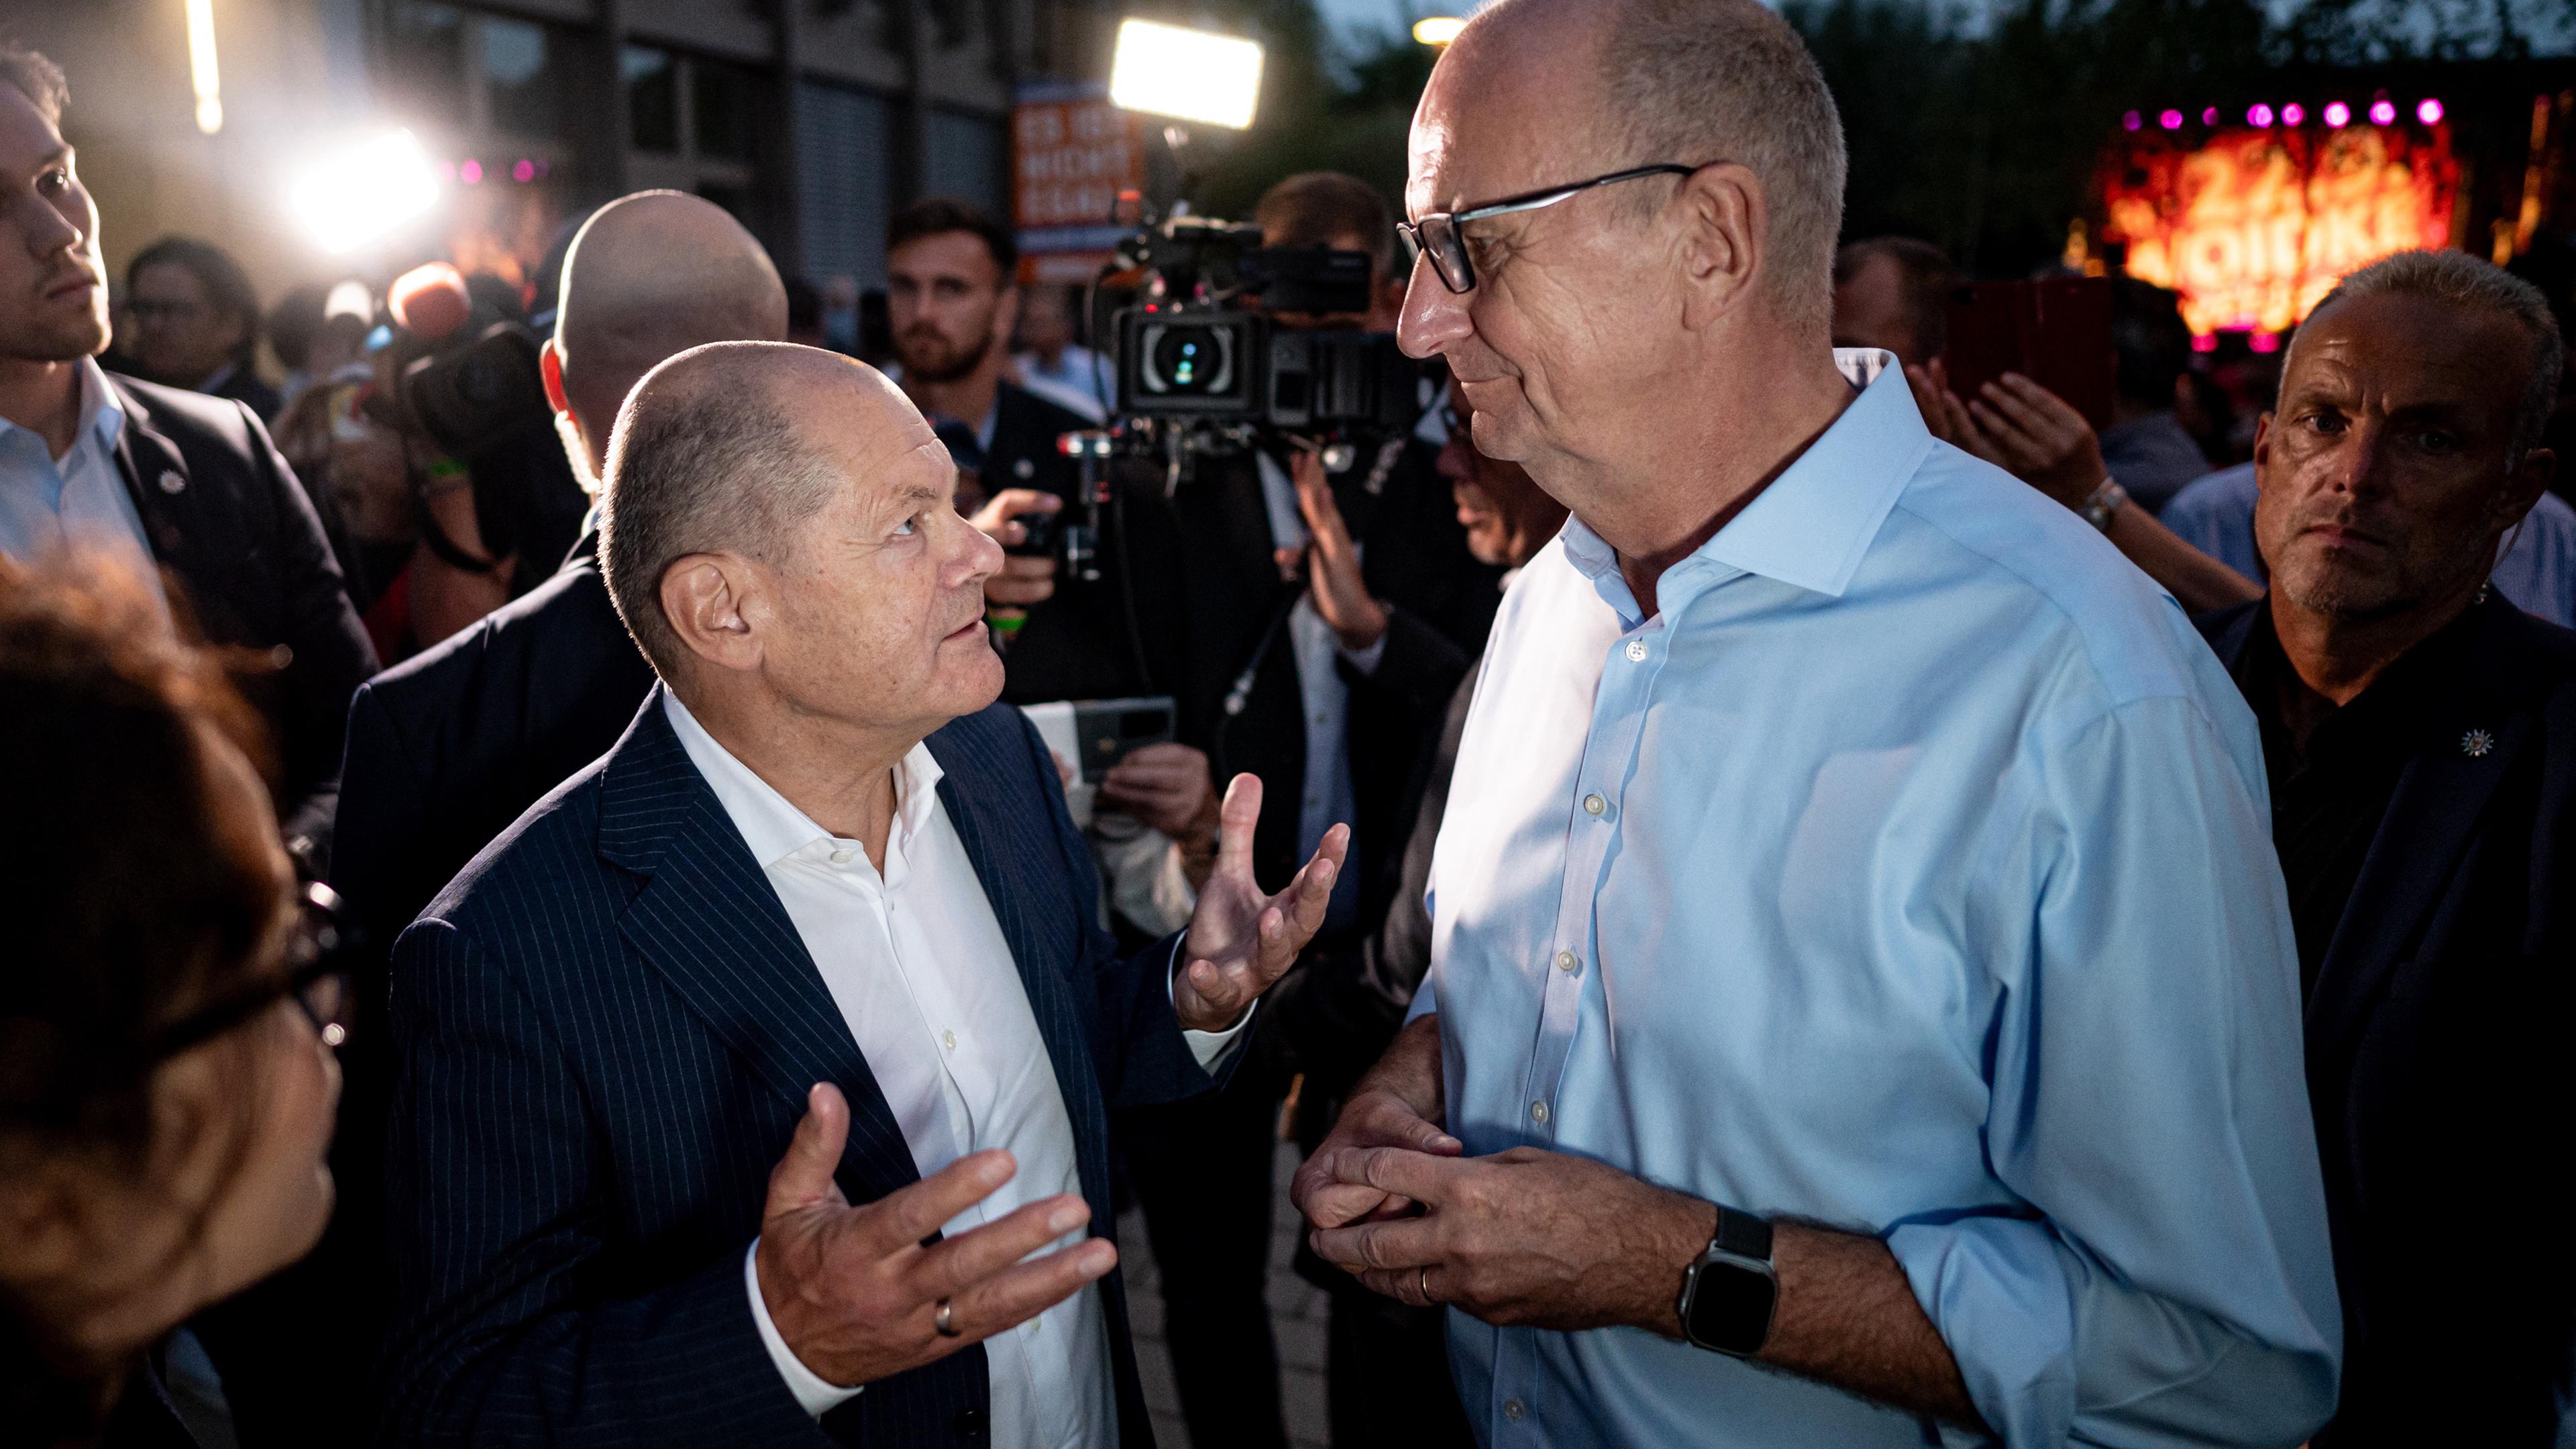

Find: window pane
<box><xmin>692</xmin><ymin>60</ymin><xmax>761</xmax><ymax>163</ymax></box>
<box><xmin>625</xmin><ymin>46</ymin><xmax>678</xmax><ymax>153</ymax></box>
<box><xmin>481</xmin><ymin>15</ymin><xmax>561</xmax><ymax>140</ymax></box>
<box><xmin>386</xmin><ymin>1</ymin><xmax>468</xmax><ymax>131</ymax></box>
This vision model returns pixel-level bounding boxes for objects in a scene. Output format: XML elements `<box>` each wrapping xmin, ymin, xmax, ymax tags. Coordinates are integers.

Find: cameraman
<box><xmin>977</xmin><ymin>170</ymin><xmax>1503</xmax><ymax>1449</ymax></box>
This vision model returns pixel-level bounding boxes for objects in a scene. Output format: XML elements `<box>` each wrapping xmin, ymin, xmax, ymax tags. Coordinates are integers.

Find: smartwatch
<box><xmin>1675</xmin><ymin>1205</ymin><xmax>1778</xmax><ymax>1357</ymax></box>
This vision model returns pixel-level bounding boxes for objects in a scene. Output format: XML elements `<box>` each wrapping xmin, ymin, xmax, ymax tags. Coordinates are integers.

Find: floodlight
<box><xmin>2322</xmin><ymin>101</ymin><xmax>2351</xmax><ymax>127</ymax></box>
<box><xmin>2418</xmin><ymin>98</ymin><xmax>2444</xmax><ymax>124</ymax></box>
<box><xmin>1414</xmin><ymin>17</ymin><xmax>1468</xmax><ymax>44</ymax></box>
<box><xmin>2282</xmin><ymin>103</ymin><xmax>2305</xmax><ymax>125</ymax></box>
<box><xmin>1109</xmin><ymin>19</ymin><xmax>1264</xmax><ymax>130</ymax></box>
<box><xmin>186</xmin><ymin>0</ymin><xmax>222</xmax><ymax>135</ymax></box>
<box><xmin>2368</xmin><ymin>99</ymin><xmax>2396</xmax><ymax>125</ymax></box>
<box><xmin>2248</xmin><ymin>103</ymin><xmax>2275</xmax><ymax>126</ymax></box>
<box><xmin>290</xmin><ymin>130</ymin><xmax>442</xmax><ymax>254</ymax></box>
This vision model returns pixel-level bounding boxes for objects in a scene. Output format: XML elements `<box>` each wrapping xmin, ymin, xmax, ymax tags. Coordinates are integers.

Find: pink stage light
<box><xmin>2282</xmin><ymin>103</ymin><xmax>2306</xmax><ymax>125</ymax></box>
<box><xmin>2202</xmin><ymin>106</ymin><xmax>2220</xmax><ymax>124</ymax></box>
<box><xmin>2123</xmin><ymin>110</ymin><xmax>2143</xmax><ymax>130</ymax></box>
<box><xmin>2417</xmin><ymin>98</ymin><xmax>2443</xmax><ymax>124</ymax></box>
<box><xmin>2192</xmin><ymin>333</ymin><xmax>2220</xmax><ymax>354</ymax></box>
<box><xmin>2323</xmin><ymin>101</ymin><xmax>2351</xmax><ymax>127</ymax></box>
<box><xmin>459</xmin><ymin>158</ymin><xmax>482</xmax><ymax>185</ymax></box>
<box><xmin>2159</xmin><ymin>109</ymin><xmax>2184</xmax><ymax>129</ymax></box>
<box><xmin>2248</xmin><ymin>103</ymin><xmax>2275</xmax><ymax>126</ymax></box>
<box><xmin>511</xmin><ymin>158</ymin><xmax>535</xmax><ymax>182</ymax></box>
<box><xmin>2249</xmin><ymin>330</ymin><xmax>2282</xmax><ymax>354</ymax></box>
<box><xmin>2369</xmin><ymin>99</ymin><xmax>2396</xmax><ymax>125</ymax></box>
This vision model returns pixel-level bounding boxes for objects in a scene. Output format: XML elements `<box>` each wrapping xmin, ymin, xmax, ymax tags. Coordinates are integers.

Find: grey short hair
<box><xmin>0</xmin><ymin>44</ymin><xmax>68</xmax><ymax>125</ymax></box>
<box><xmin>1596</xmin><ymin>0</ymin><xmax>1848</xmax><ymax>331</ymax></box>
<box><xmin>2299</xmin><ymin>249</ymin><xmax>2565</xmax><ymax>465</ymax></box>
<box><xmin>597</xmin><ymin>380</ymin><xmax>840</xmax><ymax>678</ymax></box>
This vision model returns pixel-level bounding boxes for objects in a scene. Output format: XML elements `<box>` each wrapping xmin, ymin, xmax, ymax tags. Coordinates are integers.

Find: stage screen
<box><xmin>2102</xmin><ymin>122</ymin><xmax>2458</xmax><ymax>336</ymax></box>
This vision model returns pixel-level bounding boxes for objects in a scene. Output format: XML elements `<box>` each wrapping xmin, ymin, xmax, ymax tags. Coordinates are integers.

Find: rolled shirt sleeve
<box><xmin>1886</xmin><ymin>694</ymin><xmax>2341</xmax><ymax>1448</ymax></box>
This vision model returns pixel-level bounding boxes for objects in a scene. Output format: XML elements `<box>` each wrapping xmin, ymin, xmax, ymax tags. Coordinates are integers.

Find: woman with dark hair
<box><xmin>0</xmin><ymin>555</ymin><xmax>345</xmax><ymax>1447</ymax></box>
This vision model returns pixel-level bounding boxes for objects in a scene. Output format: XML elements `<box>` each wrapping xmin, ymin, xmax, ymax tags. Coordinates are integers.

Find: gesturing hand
<box><xmin>1173</xmin><ymin>774</ymin><xmax>1347</xmax><ymax>1032</ymax></box>
<box><xmin>1305</xmin><ymin>1144</ymin><xmax>1712</xmax><ymax>1336</ymax></box>
<box><xmin>1287</xmin><ymin>444</ymin><xmax>1389</xmax><ymax>652</ymax></box>
<box><xmin>755</xmin><ymin>1083</ymin><xmax>1116</xmax><ymax>1388</ymax></box>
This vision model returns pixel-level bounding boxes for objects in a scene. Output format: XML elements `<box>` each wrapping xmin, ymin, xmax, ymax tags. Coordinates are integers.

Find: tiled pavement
<box><xmin>1117</xmin><ymin>1140</ymin><xmax>1332</xmax><ymax>1449</ymax></box>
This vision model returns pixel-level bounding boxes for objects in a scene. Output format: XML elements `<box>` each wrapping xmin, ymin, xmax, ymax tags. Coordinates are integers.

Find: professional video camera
<box><xmin>1106</xmin><ymin>213</ymin><xmax>1425</xmax><ymax>487</ymax></box>
<box><xmin>372</xmin><ymin>264</ymin><xmax>585</xmax><ymax>588</ymax></box>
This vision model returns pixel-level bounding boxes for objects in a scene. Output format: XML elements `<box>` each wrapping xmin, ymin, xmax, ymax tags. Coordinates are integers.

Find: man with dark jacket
<box><xmin>2183</xmin><ymin>250</ymin><xmax>2574</xmax><ymax>1446</ymax></box>
<box><xmin>0</xmin><ymin>46</ymin><xmax>372</xmax><ymax>866</ymax></box>
<box><xmin>380</xmin><ymin>342</ymin><xmax>1348</xmax><ymax>1447</ymax></box>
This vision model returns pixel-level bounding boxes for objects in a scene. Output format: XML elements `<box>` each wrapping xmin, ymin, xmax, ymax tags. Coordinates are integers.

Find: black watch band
<box><xmin>1677</xmin><ymin>1204</ymin><xmax>1780</xmax><ymax>1358</ymax></box>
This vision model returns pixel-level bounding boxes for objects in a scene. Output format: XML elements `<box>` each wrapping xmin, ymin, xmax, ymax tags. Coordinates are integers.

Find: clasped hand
<box><xmin>1291</xmin><ymin>1087</ymin><xmax>1710</xmax><ymax>1335</ymax></box>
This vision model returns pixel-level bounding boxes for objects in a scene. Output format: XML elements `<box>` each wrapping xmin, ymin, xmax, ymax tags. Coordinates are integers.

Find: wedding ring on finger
<box><xmin>1419</xmin><ymin>1266</ymin><xmax>1434</xmax><ymax>1305</ymax></box>
<box><xmin>935</xmin><ymin>1298</ymin><xmax>962</xmax><ymax>1338</ymax></box>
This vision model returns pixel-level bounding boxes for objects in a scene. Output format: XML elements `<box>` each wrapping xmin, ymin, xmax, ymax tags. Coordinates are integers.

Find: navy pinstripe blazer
<box><xmin>379</xmin><ymin>686</ymin><xmax>1215</xmax><ymax>1448</ymax></box>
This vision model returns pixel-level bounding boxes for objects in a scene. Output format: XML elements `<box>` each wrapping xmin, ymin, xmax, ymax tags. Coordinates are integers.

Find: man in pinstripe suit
<box><xmin>380</xmin><ymin>343</ymin><xmax>1348</xmax><ymax>1448</ymax></box>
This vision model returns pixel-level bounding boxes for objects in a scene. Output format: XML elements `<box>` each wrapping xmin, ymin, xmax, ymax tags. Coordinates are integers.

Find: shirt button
<box><xmin>829</xmin><ymin>848</ymin><xmax>854</xmax><ymax>865</ymax></box>
<box><xmin>1625</xmin><ymin>639</ymin><xmax>1648</xmax><ymax>662</ymax></box>
<box><xmin>1582</xmin><ymin>793</ymin><xmax>1606</xmax><ymax>816</ymax></box>
<box><xmin>1554</xmin><ymin>950</ymin><xmax>1579</xmax><ymax>973</ymax></box>
<box><xmin>1529</xmin><ymin>1100</ymin><xmax>1550</xmax><ymax>1124</ymax></box>
<box><xmin>1503</xmin><ymin>1398</ymin><xmax>1525</xmax><ymax>1421</ymax></box>
<box><xmin>941</xmin><ymin>1030</ymin><xmax>958</xmax><ymax>1051</ymax></box>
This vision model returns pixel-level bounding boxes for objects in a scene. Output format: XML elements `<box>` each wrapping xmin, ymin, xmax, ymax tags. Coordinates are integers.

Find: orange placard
<box><xmin>2101</xmin><ymin>124</ymin><xmax>2458</xmax><ymax>335</ymax></box>
<box><xmin>1014</xmin><ymin>83</ymin><xmax>1146</xmax><ymax>274</ymax></box>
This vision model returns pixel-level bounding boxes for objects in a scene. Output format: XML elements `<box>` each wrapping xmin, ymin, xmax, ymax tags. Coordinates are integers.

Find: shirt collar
<box><xmin>0</xmin><ymin>359</ymin><xmax>126</xmax><ymax>463</ymax></box>
<box><xmin>1558</xmin><ymin>348</ymin><xmax>1931</xmax><ymax>608</ymax></box>
<box><xmin>662</xmin><ymin>690</ymin><xmax>948</xmax><ymax>869</ymax></box>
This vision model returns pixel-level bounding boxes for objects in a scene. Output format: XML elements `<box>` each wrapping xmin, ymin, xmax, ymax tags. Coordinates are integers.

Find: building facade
<box><xmin>19</xmin><ymin>0</ymin><xmax>1114</xmax><ymax>322</ymax></box>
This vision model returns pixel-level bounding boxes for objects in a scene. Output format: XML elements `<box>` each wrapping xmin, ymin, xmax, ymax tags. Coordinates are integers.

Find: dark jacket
<box><xmin>204</xmin><ymin>533</ymin><xmax>652</xmax><ymax>1449</ymax></box>
<box><xmin>332</xmin><ymin>529</ymin><xmax>654</xmax><ymax>957</ymax></box>
<box><xmin>105</xmin><ymin>372</ymin><xmax>376</xmax><ymax>863</ymax></box>
<box><xmin>379</xmin><ymin>691</ymin><xmax>1220</xmax><ymax>1448</ymax></box>
<box><xmin>1000</xmin><ymin>433</ymin><xmax>1503</xmax><ymax>898</ymax></box>
<box><xmin>2198</xmin><ymin>596</ymin><xmax>2576</xmax><ymax>1446</ymax></box>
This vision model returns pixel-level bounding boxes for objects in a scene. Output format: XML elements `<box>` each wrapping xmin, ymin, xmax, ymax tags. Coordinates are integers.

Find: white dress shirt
<box><xmin>663</xmin><ymin>695</ymin><xmax>1243</xmax><ymax>1446</ymax></box>
<box><xmin>0</xmin><ymin>358</ymin><xmax>156</xmax><ymax>586</ymax></box>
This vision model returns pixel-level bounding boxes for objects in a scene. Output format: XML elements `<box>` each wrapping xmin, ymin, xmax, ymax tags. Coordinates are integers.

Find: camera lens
<box><xmin>1148</xmin><ymin>324</ymin><xmax>1230</xmax><ymax>396</ymax></box>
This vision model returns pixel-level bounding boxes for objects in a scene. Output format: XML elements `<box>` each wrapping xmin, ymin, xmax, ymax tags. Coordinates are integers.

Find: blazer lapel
<box><xmin>109</xmin><ymin>384</ymin><xmax>199</xmax><ymax>572</ymax></box>
<box><xmin>925</xmin><ymin>727</ymin><xmax>1113</xmax><ymax>1204</ymax></box>
<box><xmin>598</xmin><ymin>689</ymin><xmax>922</xmax><ymax>1201</ymax></box>
<box><xmin>2306</xmin><ymin>604</ymin><xmax>2536</xmax><ymax>1062</ymax></box>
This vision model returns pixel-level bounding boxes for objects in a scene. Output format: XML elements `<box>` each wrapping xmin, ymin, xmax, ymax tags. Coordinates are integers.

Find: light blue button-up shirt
<box><xmin>0</xmin><ymin>359</ymin><xmax>153</xmax><ymax>577</ymax></box>
<box><xmin>1413</xmin><ymin>352</ymin><xmax>2340</xmax><ymax>1448</ymax></box>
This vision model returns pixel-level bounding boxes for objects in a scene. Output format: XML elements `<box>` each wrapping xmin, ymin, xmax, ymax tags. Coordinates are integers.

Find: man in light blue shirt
<box><xmin>2163</xmin><ymin>460</ymin><xmax>2576</xmax><ymax>627</ymax></box>
<box><xmin>0</xmin><ymin>326</ymin><xmax>156</xmax><ymax>582</ymax></box>
<box><xmin>1291</xmin><ymin>2</ymin><xmax>2341</xmax><ymax>1446</ymax></box>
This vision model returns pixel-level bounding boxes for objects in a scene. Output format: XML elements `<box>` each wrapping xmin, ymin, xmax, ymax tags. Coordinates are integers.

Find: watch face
<box><xmin>1687</xmin><ymin>1258</ymin><xmax>1778</xmax><ymax>1354</ymax></box>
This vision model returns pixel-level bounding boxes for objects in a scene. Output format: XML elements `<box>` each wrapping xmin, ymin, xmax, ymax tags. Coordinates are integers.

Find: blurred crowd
<box><xmin>7</xmin><ymin>8</ymin><xmax>2576</xmax><ymax>1448</ymax></box>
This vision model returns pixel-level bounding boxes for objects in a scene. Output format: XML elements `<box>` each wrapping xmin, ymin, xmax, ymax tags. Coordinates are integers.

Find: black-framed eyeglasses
<box><xmin>140</xmin><ymin>881</ymin><xmax>354</xmax><ymax>1065</ymax></box>
<box><xmin>1400</xmin><ymin>163</ymin><xmax>1711</xmax><ymax>295</ymax></box>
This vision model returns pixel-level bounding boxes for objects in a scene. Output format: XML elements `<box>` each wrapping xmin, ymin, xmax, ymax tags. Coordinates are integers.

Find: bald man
<box><xmin>303</xmin><ymin>192</ymin><xmax>785</xmax><ymax>1436</ymax></box>
<box><xmin>380</xmin><ymin>341</ymin><xmax>1346</xmax><ymax>1448</ymax></box>
<box><xmin>335</xmin><ymin>191</ymin><xmax>788</xmax><ymax>959</ymax></box>
<box><xmin>1292</xmin><ymin>1</ymin><xmax>2337</xmax><ymax>1446</ymax></box>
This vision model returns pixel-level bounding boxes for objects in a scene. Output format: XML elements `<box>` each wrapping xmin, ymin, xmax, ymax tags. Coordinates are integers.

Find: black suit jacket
<box><xmin>332</xmin><ymin>528</ymin><xmax>655</xmax><ymax>957</ymax></box>
<box><xmin>380</xmin><ymin>690</ymin><xmax>1218</xmax><ymax>1448</ymax></box>
<box><xmin>105</xmin><ymin>372</ymin><xmax>376</xmax><ymax>861</ymax></box>
<box><xmin>2199</xmin><ymin>596</ymin><xmax>2576</xmax><ymax>1446</ymax></box>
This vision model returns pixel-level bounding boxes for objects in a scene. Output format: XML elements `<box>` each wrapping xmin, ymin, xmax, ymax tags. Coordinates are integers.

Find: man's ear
<box><xmin>993</xmin><ymin>285</ymin><xmax>1023</xmax><ymax>350</ymax></box>
<box><xmin>0</xmin><ymin>1164</ymin><xmax>92</xmax><ymax>1282</ymax></box>
<box><xmin>2498</xmin><ymin>446</ymin><xmax>2557</xmax><ymax>530</ymax></box>
<box><xmin>659</xmin><ymin>554</ymin><xmax>764</xmax><ymax>675</ymax></box>
<box><xmin>540</xmin><ymin>339</ymin><xmax>571</xmax><ymax>415</ymax></box>
<box><xmin>1676</xmin><ymin>164</ymin><xmax>1765</xmax><ymax>333</ymax></box>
